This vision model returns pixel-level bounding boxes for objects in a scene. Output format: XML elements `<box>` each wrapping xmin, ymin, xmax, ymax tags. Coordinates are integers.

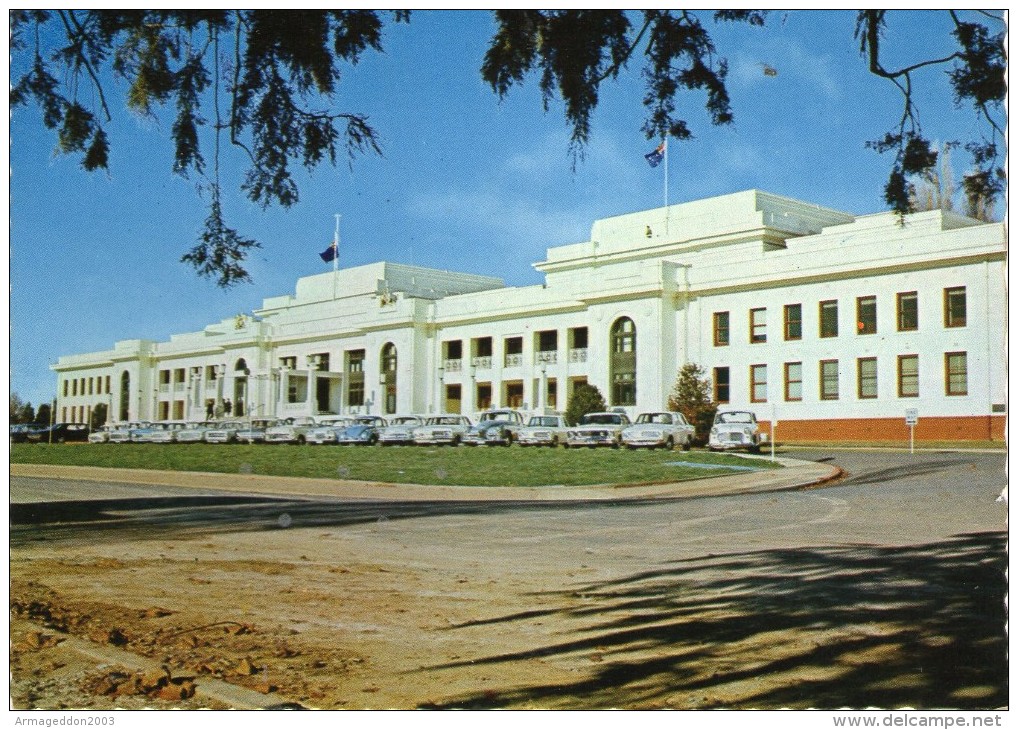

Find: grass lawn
<box><xmin>10</xmin><ymin>443</ymin><xmax>779</xmax><ymax>488</ymax></box>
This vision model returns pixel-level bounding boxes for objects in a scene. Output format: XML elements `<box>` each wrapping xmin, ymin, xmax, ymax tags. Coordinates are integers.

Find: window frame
<box><xmin>819</xmin><ymin>300</ymin><xmax>838</xmax><ymax>338</ymax></box>
<box><xmin>750</xmin><ymin>363</ymin><xmax>768</xmax><ymax>403</ymax></box>
<box><xmin>856</xmin><ymin>296</ymin><xmax>877</xmax><ymax>335</ymax></box>
<box><xmin>713</xmin><ymin>311</ymin><xmax>730</xmax><ymax>347</ymax></box>
<box><xmin>896</xmin><ymin>291</ymin><xmax>918</xmax><ymax>332</ymax></box>
<box><xmin>783</xmin><ymin>304</ymin><xmax>802</xmax><ymax>341</ymax></box>
<box><xmin>944</xmin><ymin>287</ymin><xmax>967</xmax><ymax>328</ymax></box>
<box><xmin>897</xmin><ymin>354</ymin><xmax>919</xmax><ymax>398</ymax></box>
<box><xmin>819</xmin><ymin>359</ymin><xmax>839</xmax><ymax>401</ymax></box>
<box><xmin>784</xmin><ymin>361</ymin><xmax>803</xmax><ymax>402</ymax></box>
<box><xmin>857</xmin><ymin>357</ymin><xmax>878</xmax><ymax>399</ymax></box>
<box><xmin>749</xmin><ymin>308</ymin><xmax>767</xmax><ymax>344</ymax></box>
<box><xmin>945</xmin><ymin>351</ymin><xmax>968</xmax><ymax>396</ymax></box>
<box><xmin>713</xmin><ymin>366</ymin><xmax>730</xmax><ymax>404</ymax></box>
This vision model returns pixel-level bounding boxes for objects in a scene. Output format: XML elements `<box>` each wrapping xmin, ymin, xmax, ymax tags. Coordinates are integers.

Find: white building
<box><xmin>53</xmin><ymin>190</ymin><xmax>1005</xmax><ymax>442</ymax></box>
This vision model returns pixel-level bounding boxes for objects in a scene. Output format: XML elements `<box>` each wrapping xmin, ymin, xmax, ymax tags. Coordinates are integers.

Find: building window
<box><xmin>857</xmin><ymin>296</ymin><xmax>877</xmax><ymax>335</ymax></box>
<box><xmin>610</xmin><ymin>317</ymin><xmax>637</xmax><ymax>406</ymax></box>
<box><xmin>713</xmin><ymin>312</ymin><xmax>730</xmax><ymax>346</ymax></box>
<box><xmin>713</xmin><ymin>367</ymin><xmax>730</xmax><ymax>404</ymax></box>
<box><xmin>504</xmin><ymin>336</ymin><xmax>523</xmax><ymax>368</ymax></box>
<box><xmin>945</xmin><ymin>352</ymin><xmax>968</xmax><ymax>396</ymax></box>
<box><xmin>476</xmin><ymin>382</ymin><xmax>492</xmax><ymax>410</ymax></box>
<box><xmin>784</xmin><ymin>362</ymin><xmax>803</xmax><ymax>401</ymax></box>
<box><xmin>346</xmin><ymin>350</ymin><xmax>365</xmax><ymax>406</ymax></box>
<box><xmin>857</xmin><ymin>357</ymin><xmax>878</xmax><ymax>399</ymax></box>
<box><xmin>63</xmin><ymin>380</ymin><xmax>69</xmax><ymax>397</ymax></box>
<box><xmin>784</xmin><ymin>304</ymin><xmax>802</xmax><ymax>341</ymax></box>
<box><xmin>819</xmin><ymin>300</ymin><xmax>838</xmax><ymax>338</ymax></box>
<box><xmin>750</xmin><ymin>364</ymin><xmax>767</xmax><ymax>403</ymax></box>
<box><xmin>897</xmin><ymin>292</ymin><xmax>918</xmax><ymax>331</ymax></box>
<box><xmin>820</xmin><ymin>360</ymin><xmax>839</xmax><ymax>400</ymax></box>
<box><xmin>443</xmin><ymin>340</ymin><xmax>463</xmax><ymax>368</ymax></box>
<box><xmin>750</xmin><ymin>308</ymin><xmax>767</xmax><ymax>344</ymax></box>
<box><xmin>944</xmin><ymin>287</ymin><xmax>967</xmax><ymax>328</ymax></box>
<box><xmin>898</xmin><ymin>355</ymin><xmax>919</xmax><ymax>398</ymax></box>
<box><xmin>505</xmin><ymin>382</ymin><xmax>524</xmax><ymax>409</ymax></box>
<box><xmin>309</xmin><ymin>353</ymin><xmax>330</xmax><ymax>371</ymax></box>
<box><xmin>471</xmin><ymin>337</ymin><xmax>493</xmax><ymax>368</ymax></box>
<box><xmin>287</xmin><ymin>375</ymin><xmax>308</xmax><ymax>404</ymax></box>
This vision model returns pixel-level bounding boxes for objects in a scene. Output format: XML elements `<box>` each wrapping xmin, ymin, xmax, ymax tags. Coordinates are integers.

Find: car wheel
<box><xmin>503</xmin><ymin>433</ymin><xmax>513</xmax><ymax>447</ymax></box>
<box><xmin>665</xmin><ymin>436</ymin><xmax>674</xmax><ymax>451</ymax></box>
<box><xmin>296</xmin><ymin>436</ymin><xmax>306</xmax><ymax>445</ymax></box>
<box><xmin>682</xmin><ymin>437</ymin><xmax>691</xmax><ymax>451</ymax></box>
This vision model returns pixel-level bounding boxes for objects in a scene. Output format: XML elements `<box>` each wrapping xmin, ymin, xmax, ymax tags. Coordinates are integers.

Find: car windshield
<box><xmin>431</xmin><ymin>417</ymin><xmax>463</xmax><ymax>425</ymax></box>
<box><xmin>527</xmin><ymin>417</ymin><xmax>561</xmax><ymax>427</ymax></box>
<box><xmin>716</xmin><ymin>412</ymin><xmax>754</xmax><ymax>424</ymax></box>
<box><xmin>479</xmin><ymin>412</ymin><xmax>512</xmax><ymax>422</ymax></box>
<box><xmin>390</xmin><ymin>417</ymin><xmax>421</xmax><ymax>426</ymax></box>
<box><xmin>636</xmin><ymin>413</ymin><xmax>672</xmax><ymax>425</ymax></box>
<box><xmin>580</xmin><ymin>414</ymin><xmax>622</xmax><ymax>425</ymax></box>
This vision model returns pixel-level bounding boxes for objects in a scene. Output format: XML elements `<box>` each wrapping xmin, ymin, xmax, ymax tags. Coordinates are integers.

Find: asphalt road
<box><xmin>9</xmin><ymin>448</ymin><xmax>1008</xmax><ymax>709</ymax></box>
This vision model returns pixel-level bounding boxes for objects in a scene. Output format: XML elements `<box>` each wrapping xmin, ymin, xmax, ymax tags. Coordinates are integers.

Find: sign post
<box><xmin>904</xmin><ymin>408</ymin><xmax>919</xmax><ymax>454</ymax></box>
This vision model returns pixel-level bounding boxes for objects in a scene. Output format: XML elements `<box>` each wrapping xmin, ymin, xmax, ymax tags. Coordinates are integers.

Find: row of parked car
<box><xmin>76</xmin><ymin>409</ymin><xmax>766</xmax><ymax>452</ymax></box>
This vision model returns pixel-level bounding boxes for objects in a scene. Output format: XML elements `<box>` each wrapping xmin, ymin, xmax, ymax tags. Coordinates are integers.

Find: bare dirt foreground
<box><xmin>9</xmin><ymin>457</ymin><xmax>1008</xmax><ymax>710</ymax></box>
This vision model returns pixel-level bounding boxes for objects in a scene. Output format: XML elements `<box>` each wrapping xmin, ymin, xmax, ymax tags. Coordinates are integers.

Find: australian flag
<box><xmin>319</xmin><ymin>244</ymin><xmax>337</xmax><ymax>262</ymax></box>
<box><xmin>645</xmin><ymin>141</ymin><xmax>666</xmax><ymax>168</ymax></box>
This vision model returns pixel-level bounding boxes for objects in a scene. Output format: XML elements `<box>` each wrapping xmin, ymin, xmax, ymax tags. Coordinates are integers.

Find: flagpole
<box><xmin>332</xmin><ymin>214</ymin><xmax>340</xmax><ymax>298</ymax></box>
<box><xmin>663</xmin><ymin>140</ymin><xmax>670</xmax><ymax>235</ymax></box>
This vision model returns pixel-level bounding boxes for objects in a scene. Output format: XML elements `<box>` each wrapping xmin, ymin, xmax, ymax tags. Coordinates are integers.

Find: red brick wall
<box><xmin>759</xmin><ymin>416</ymin><xmax>1004</xmax><ymax>443</ymax></box>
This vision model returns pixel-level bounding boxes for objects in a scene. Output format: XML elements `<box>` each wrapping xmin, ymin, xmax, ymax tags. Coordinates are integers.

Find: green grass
<box><xmin>10</xmin><ymin>443</ymin><xmax>779</xmax><ymax>488</ymax></box>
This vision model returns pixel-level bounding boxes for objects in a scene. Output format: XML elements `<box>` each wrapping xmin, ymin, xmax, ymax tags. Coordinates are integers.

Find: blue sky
<box><xmin>9</xmin><ymin>10</ymin><xmax>1002</xmax><ymax>408</ymax></box>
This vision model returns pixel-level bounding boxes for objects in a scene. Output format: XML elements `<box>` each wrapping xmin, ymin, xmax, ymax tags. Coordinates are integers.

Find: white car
<box><xmin>564</xmin><ymin>412</ymin><xmax>632</xmax><ymax>448</ymax></box>
<box><xmin>708</xmin><ymin>410</ymin><xmax>766</xmax><ymax>453</ymax></box>
<box><xmin>461</xmin><ymin>409</ymin><xmax>526</xmax><ymax>446</ymax></box>
<box><xmin>145</xmin><ymin>421</ymin><xmax>190</xmax><ymax>444</ymax></box>
<box><xmin>88</xmin><ymin>426</ymin><xmax>112</xmax><ymax>444</ymax></box>
<box><xmin>621</xmin><ymin>412</ymin><xmax>695</xmax><ymax>450</ymax></box>
<box><xmin>517</xmin><ymin>414</ymin><xmax>569</xmax><ymax>447</ymax></box>
<box><xmin>175</xmin><ymin>421</ymin><xmax>216</xmax><ymax>443</ymax></box>
<box><xmin>378</xmin><ymin>415</ymin><xmax>425</xmax><ymax>446</ymax></box>
<box><xmin>306</xmin><ymin>417</ymin><xmax>353</xmax><ymax>445</ymax></box>
<box><xmin>204</xmin><ymin>420</ymin><xmax>246</xmax><ymax>444</ymax></box>
<box><xmin>236</xmin><ymin>418</ymin><xmax>279</xmax><ymax>444</ymax></box>
<box><xmin>413</xmin><ymin>415</ymin><xmax>472</xmax><ymax>446</ymax></box>
<box><xmin>265</xmin><ymin>416</ymin><xmax>318</xmax><ymax>444</ymax></box>
<box><xmin>107</xmin><ymin>422</ymin><xmax>144</xmax><ymax>444</ymax></box>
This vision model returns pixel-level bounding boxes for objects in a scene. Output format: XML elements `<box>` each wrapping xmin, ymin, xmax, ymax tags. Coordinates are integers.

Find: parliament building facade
<box><xmin>53</xmin><ymin>189</ymin><xmax>1006</xmax><ymax>442</ymax></box>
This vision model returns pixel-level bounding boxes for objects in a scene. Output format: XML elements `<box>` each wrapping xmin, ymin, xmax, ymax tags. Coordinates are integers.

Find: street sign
<box><xmin>905</xmin><ymin>408</ymin><xmax>919</xmax><ymax>426</ymax></box>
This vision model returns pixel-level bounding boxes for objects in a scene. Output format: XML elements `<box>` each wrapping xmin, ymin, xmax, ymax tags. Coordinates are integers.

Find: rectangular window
<box><xmin>750</xmin><ymin>308</ymin><xmax>767</xmax><ymax>344</ymax></box>
<box><xmin>857</xmin><ymin>357</ymin><xmax>878</xmax><ymax>399</ymax></box>
<box><xmin>945</xmin><ymin>352</ymin><xmax>968</xmax><ymax>396</ymax></box>
<box><xmin>105</xmin><ymin>376</ymin><xmax>111</xmax><ymax>393</ymax></box>
<box><xmin>944</xmin><ymin>287</ymin><xmax>967</xmax><ymax>328</ymax></box>
<box><xmin>820</xmin><ymin>360</ymin><xmax>839</xmax><ymax>400</ymax></box>
<box><xmin>278</xmin><ymin>357</ymin><xmax>296</xmax><ymax>371</ymax></box>
<box><xmin>443</xmin><ymin>340</ymin><xmax>463</xmax><ymax>361</ymax></box>
<box><xmin>898</xmin><ymin>355</ymin><xmax>919</xmax><ymax>398</ymax></box>
<box><xmin>346</xmin><ymin>350</ymin><xmax>366</xmax><ymax>406</ymax></box>
<box><xmin>504</xmin><ymin>336</ymin><xmax>524</xmax><ymax>368</ymax></box>
<box><xmin>713</xmin><ymin>311</ymin><xmax>730</xmax><ymax>346</ymax></box>
<box><xmin>750</xmin><ymin>364</ymin><xmax>767</xmax><ymax>403</ymax></box>
<box><xmin>819</xmin><ymin>300</ymin><xmax>838</xmax><ymax>338</ymax></box>
<box><xmin>713</xmin><ymin>367</ymin><xmax>730</xmax><ymax>404</ymax></box>
<box><xmin>784</xmin><ymin>362</ymin><xmax>803</xmax><ymax>401</ymax></box>
<box><xmin>63</xmin><ymin>380</ymin><xmax>69</xmax><ymax>397</ymax></box>
<box><xmin>857</xmin><ymin>296</ymin><xmax>877</xmax><ymax>335</ymax></box>
<box><xmin>897</xmin><ymin>292</ymin><xmax>918</xmax><ymax>331</ymax></box>
<box><xmin>784</xmin><ymin>304</ymin><xmax>802</xmax><ymax>341</ymax></box>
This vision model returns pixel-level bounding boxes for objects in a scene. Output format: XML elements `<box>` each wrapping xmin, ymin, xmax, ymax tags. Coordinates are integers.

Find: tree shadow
<box><xmin>423</xmin><ymin>532</ymin><xmax>1007</xmax><ymax>709</ymax></box>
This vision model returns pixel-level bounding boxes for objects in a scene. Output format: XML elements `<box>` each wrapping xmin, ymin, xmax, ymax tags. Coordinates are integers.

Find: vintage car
<box><xmin>377</xmin><ymin>415</ymin><xmax>426</xmax><ymax>446</ymax></box>
<box><xmin>27</xmin><ymin>423</ymin><xmax>90</xmax><ymax>443</ymax></box>
<box><xmin>264</xmin><ymin>416</ymin><xmax>318</xmax><ymax>445</ymax></box>
<box><xmin>461</xmin><ymin>409</ymin><xmax>526</xmax><ymax>446</ymax></box>
<box><xmin>516</xmin><ymin>414</ymin><xmax>570</xmax><ymax>447</ymax></box>
<box><xmin>621</xmin><ymin>411</ymin><xmax>695</xmax><ymax>450</ymax></box>
<box><xmin>175</xmin><ymin>421</ymin><xmax>216</xmax><ymax>444</ymax></box>
<box><xmin>708</xmin><ymin>410</ymin><xmax>766</xmax><ymax>453</ymax></box>
<box><xmin>204</xmin><ymin>420</ymin><xmax>246</xmax><ymax>444</ymax></box>
<box><xmin>128</xmin><ymin>422</ymin><xmax>161</xmax><ymax>443</ymax></box>
<box><xmin>564</xmin><ymin>412</ymin><xmax>632</xmax><ymax>448</ymax></box>
<box><xmin>11</xmin><ymin>423</ymin><xmax>46</xmax><ymax>443</ymax></box>
<box><xmin>236</xmin><ymin>418</ymin><xmax>279</xmax><ymax>444</ymax></box>
<box><xmin>87</xmin><ymin>426</ymin><xmax>113</xmax><ymax>444</ymax></box>
<box><xmin>413</xmin><ymin>414</ymin><xmax>472</xmax><ymax>446</ymax></box>
<box><xmin>107</xmin><ymin>422</ymin><xmax>145</xmax><ymax>444</ymax></box>
<box><xmin>145</xmin><ymin>421</ymin><xmax>190</xmax><ymax>443</ymax></box>
<box><xmin>305</xmin><ymin>417</ymin><xmax>352</xmax><ymax>445</ymax></box>
<box><xmin>335</xmin><ymin>416</ymin><xmax>387</xmax><ymax>446</ymax></box>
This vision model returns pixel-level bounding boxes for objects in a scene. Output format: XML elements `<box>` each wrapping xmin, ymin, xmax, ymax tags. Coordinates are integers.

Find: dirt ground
<box><xmin>9</xmin><ymin>455</ymin><xmax>1009</xmax><ymax>710</ymax></box>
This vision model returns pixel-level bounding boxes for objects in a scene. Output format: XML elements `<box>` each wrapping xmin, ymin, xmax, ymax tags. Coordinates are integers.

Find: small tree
<box><xmin>565</xmin><ymin>383</ymin><xmax>607</xmax><ymax>426</ymax></box>
<box><xmin>90</xmin><ymin>403</ymin><xmax>108</xmax><ymax>430</ymax></box>
<box><xmin>36</xmin><ymin>402</ymin><xmax>52</xmax><ymax>426</ymax></box>
<box><xmin>667</xmin><ymin>363</ymin><xmax>717</xmax><ymax>445</ymax></box>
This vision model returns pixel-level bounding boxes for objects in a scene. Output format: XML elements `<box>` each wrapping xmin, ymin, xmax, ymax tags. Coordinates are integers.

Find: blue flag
<box><xmin>645</xmin><ymin>141</ymin><xmax>666</xmax><ymax>168</ymax></box>
<box><xmin>320</xmin><ymin>244</ymin><xmax>337</xmax><ymax>263</ymax></box>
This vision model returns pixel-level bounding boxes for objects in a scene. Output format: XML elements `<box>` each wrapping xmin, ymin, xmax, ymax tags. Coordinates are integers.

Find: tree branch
<box><xmin>58</xmin><ymin>10</ymin><xmax>113</xmax><ymax>122</ymax></box>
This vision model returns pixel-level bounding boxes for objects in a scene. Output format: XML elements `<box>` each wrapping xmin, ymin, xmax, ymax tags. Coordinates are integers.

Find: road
<box><xmin>9</xmin><ymin>449</ymin><xmax>1008</xmax><ymax>710</ymax></box>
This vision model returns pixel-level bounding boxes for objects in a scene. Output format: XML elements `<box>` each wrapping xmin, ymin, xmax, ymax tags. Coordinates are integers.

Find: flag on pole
<box><xmin>319</xmin><ymin>243</ymin><xmax>337</xmax><ymax>262</ymax></box>
<box><xmin>645</xmin><ymin>141</ymin><xmax>666</xmax><ymax>168</ymax></box>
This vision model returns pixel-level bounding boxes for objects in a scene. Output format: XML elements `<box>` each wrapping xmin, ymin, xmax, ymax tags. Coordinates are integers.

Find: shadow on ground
<box><xmin>422</xmin><ymin>532</ymin><xmax>1007</xmax><ymax>710</ymax></box>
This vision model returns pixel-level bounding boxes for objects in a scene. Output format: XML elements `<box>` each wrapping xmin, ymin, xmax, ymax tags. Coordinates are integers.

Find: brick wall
<box><xmin>760</xmin><ymin>416</ymin><xmax>1004</xmax><ymax>443</ymax></box>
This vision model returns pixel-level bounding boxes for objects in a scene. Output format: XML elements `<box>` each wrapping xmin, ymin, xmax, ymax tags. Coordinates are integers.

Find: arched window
<box><xmin>381</xmin><ymin>343</ymin><xmax>398</xmax><ymax>414</ymax></box>
<box><xmin>119</xmin><ymin>371</ymin><xmax>131</xmax><ymax>421</ymax></box>
<box><xmin>610</xmin><ymin>317</ymin><xmax>637</xmax><ymax>406</ymax></box>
